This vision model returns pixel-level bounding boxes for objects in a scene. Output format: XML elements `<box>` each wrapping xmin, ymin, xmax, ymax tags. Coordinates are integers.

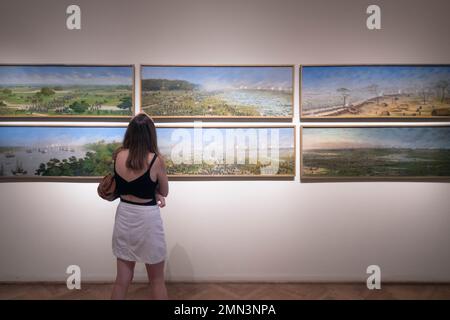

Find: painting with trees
<box><xmin>141</xmin><ymin>65</ymin><xmax>294</xmax><ymax>119</ymax></box>
<box><xmin>0</xmin><ymin>126</ymin><xmax>124</xmax><ymax>180</ymax></box>
<box><xmin>0</xmin><ymin>125</ymin><xmax>295</xmax><ymax>181</ymax></box>
<box><xmin>301</xmin><ymin>65</ymin><xmax>450</xmax><ymax>119</ymax></box>
<box><xmin>0</xmin><ymin>65</ymin><xmax>134</xmax><ymax>119</ymax></box>
<box><xmin>300</xmin><ymin>126</ymin><xmax>450</xmax><ymax>181</ymax></box>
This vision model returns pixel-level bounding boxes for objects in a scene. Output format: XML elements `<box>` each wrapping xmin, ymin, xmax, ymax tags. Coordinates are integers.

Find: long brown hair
<box><xmin>117</xmin><ymin>113</ymin><xmax>159</xmax><ymax>171</ymax></box>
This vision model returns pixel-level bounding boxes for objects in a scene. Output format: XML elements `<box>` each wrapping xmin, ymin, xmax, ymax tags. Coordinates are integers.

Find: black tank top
<box><xmin>114</xmin><ymin>153</ymin><xmax>158</xmax><ymax>204</ymax></box>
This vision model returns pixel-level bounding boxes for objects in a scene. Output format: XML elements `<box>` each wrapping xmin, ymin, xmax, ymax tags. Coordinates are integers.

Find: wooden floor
<box><xmin>0</xmin><ymin>282</ymin><xmax>449</xmax><ymax>300</ymax></box>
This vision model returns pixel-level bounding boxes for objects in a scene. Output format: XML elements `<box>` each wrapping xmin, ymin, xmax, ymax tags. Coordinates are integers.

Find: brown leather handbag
<box><xmin>97</xmin><ymin>173</ymin><xmax>118</xmax><ymax>201</ymax></box>
<box><xmin>98</xmin><ymin>155</ymin><xmax>119</xmax><ymax>201</ymax></box>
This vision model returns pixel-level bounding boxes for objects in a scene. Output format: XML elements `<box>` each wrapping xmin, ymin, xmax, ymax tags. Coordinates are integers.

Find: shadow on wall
<box><xmin>166</xmin><ymin>243</ymin><xmax>194</xmax><ymax>282</ymax></box>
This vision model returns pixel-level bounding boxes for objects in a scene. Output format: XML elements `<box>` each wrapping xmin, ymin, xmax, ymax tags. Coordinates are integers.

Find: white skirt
<box><xmin>112</xmin><ymin>200</ymin><xmax>167</xmax><ymax>265</ymax></box>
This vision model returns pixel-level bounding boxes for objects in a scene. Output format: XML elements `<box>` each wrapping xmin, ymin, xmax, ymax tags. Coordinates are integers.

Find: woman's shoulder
<box><xmin>112</xmin><ymin>147</ymin><xmax>127</xmax><ymax>160</ymax></box>
<box><xmin>149</xmin><ymin>152</ymin><xmax>164</xmax><ymax>165</ymax></box>
<box><xmin>149</xmin><ymin>152</ymin><xmax>158</xmax><ymax>162</ymax></box>
<box><xmin>154</xmin><ymin>153</ymin><xmax>166</xmax><ymax>168</ymax></box>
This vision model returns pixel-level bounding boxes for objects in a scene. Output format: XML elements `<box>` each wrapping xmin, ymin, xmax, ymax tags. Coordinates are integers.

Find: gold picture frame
<box><xmin>300</xmin><ymin>64</ymin><xmax>450</xmax><ymax>121</ymax></box>
<box><xmin>140</xmin><ymin>64</ymin><xmax>294</xmax><ymax>121</ymax></box>
<box><xmin>0</xmin><ymin>123</ymin><xmax>296</xmax><ymax>182</ymax></box>
<box><xmin>300</xmin><ymin>124</ymin><xmax>450</xmax><ymax>182</ymax></box>
<box><xmin>0</xmin><ymin>63</ymin><xmax>136</xmax><ymax>121</ymax></box>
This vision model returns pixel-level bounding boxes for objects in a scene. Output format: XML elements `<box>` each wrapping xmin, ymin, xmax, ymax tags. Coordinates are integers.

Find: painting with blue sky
<box><xmin>301</xmin><ymin>65</ymin><xmax>450</xmax><ymax>118</ymax></box>
<box><xmin>141</xmin><ymin>66</ymin><xmax>293</xmax><ymax>118</ymax></box>
<box><xmin>0</xmin><ymin>65</ymin><xmax>134</xmax><ymax>118</ymax></box>
<box><xmin>301</xmin><ymin>126</ymin><xmax>450</xmax><ymax>179</ymax></box>
<box><xmin>0</xmin><ymin>125</ymin><xmax>294</xmax><ymax>179</ymax></box>
<box><xmin>157</xmin><ymin>127</ymin><xmax>295</xmax><ymax>176</ymax></box>
<box><xmin>0</xmin><ymin>126</ymin><xmax>125</xmax><ymax>178</ymax></box>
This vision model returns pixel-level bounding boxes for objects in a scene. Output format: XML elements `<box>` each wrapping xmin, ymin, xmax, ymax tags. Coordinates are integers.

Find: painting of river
<box><xmin>301</xmin><ymin>126</ymin><xmax>450</xmax><ymax>180</ymax></box>
<box><xmin>0</xmin><ymin>125</ymin><xmax>295</xmax><ymax>180</ymax></box>
<box><xmin>141</xmin><ymin>66</ymin><xmax>293</xmax><ymax>118</ymax></box>
<box><xmin>0</xmin><ymin>126</ymin><xmax>124</xmax><ymax>179</ymax></box>
<box><xmin>301</xmin><ymin>65</ymin><xmax>450</xmax><ymax>119</ymax></box>
<box><xmin>0</xmin><ymin>65</ymin><xmax>134</xmax><ymax>119</ymax></box>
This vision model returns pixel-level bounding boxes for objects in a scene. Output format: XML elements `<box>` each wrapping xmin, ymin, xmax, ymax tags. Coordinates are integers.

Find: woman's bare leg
<box><xmin>111</xmin><ymin>258</ymin><xmax>136</xmax><ymax>300</ymax></box>
<box><xmin>145</xmin><ymin>260</ymin><xmax>168</xmax><ymax>300</ymax></box>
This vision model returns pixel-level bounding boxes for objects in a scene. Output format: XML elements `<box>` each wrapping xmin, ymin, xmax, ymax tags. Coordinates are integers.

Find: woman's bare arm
<box><xmin>155</xmin><ymin>155</ymin><xmax>169</xmax><ymax>197</ymax></box>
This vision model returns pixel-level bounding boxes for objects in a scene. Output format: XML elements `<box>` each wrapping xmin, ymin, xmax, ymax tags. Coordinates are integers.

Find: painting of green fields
<box><xmin>158</xmin><ymin>127</ymin><xmax>295</xmax><ymax>177</ymax></box>
<box><xmin>0</xmin><ymin>65</ymin><xmax>133</xmax><ymax>118</ymax></box>
<box><xmin>301</xmin><ymin>126</ymin><xmax>450</xmax><ymax>180</ymax></box>
<box><xmin>141</xmin><ymin>66</ymin><xmax>293</xmax><ymax>118</ymax></box>
<box><xmin>0</xmin><ymin>126</ymin><xmax>294</xmax><ymax>180</ymax></box>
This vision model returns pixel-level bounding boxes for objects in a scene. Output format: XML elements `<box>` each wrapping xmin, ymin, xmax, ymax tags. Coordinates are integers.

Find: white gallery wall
<box><xmin>0</xmin><ymin>0</ymin><xmax>449</xmax><ymax>282</ymax></box>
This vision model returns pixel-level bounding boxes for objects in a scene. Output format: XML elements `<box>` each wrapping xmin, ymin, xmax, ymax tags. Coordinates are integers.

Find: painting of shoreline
<box><xmin>141</xmin><ymin>66</ymin><xmax>293</xmax><ymax>119</ymax></box>
<box><xmin>0</xmin><ymin>126</ymin><xmax>124</xmax><ymax>178</ymax></box>
<box><xmin>0</xmin><ymin>126</ymin><xmax>295</xmax><ymax>180</ymax></box>
<box><xmin>0</xmin><ymin>65</ymin><xmax>134</xmax><ymax>118</ymax></box>
<box><xmin>301</xmin><ymin>65</ymin><xmax>450</xmax><ymax>119</ymax></box>
<box><xmin>301</xmin><ymin>126</ymin><xmax>450</xmax><ymax>180</ymax></box>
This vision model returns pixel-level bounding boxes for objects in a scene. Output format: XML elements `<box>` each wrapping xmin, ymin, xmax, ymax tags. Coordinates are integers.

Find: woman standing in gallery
<box><xmin>111</xmin><ymin>113</ymin><xmax>169</xmax><ymax>300</ymax></box>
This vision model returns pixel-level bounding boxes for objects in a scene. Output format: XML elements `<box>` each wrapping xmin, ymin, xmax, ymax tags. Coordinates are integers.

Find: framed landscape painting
<box><xmin>0</xmin><ymin>65</ymin><xmax>134</xmax><ymax>120</ymax></box>
<box><xmin>158</xmin><ymin>125</ymin><xmax>295</xmax><ymax>178</ymax></box>
<box><xmin>300</xmin><ymin>125</ymin><xmax>450</xmax><ymax>181</ymax></box>
<box><xmin>0</xmin><ymin>125</ymin><xmax>295</xmax><ymax>181</ymax></box>
<box><xmin>301</xmin><ymin>65</ymin><xmax>450</xmax><ymax>120</ymax></box>
<box><xmin>0</xmin><ymin>125</ymin><xmax>125</xmax><ymax>181</ymax></box>
<box><xmin>140</xmin><ymin>65</ymin><xmax>294</xmax><ymax>120</ymax></box>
